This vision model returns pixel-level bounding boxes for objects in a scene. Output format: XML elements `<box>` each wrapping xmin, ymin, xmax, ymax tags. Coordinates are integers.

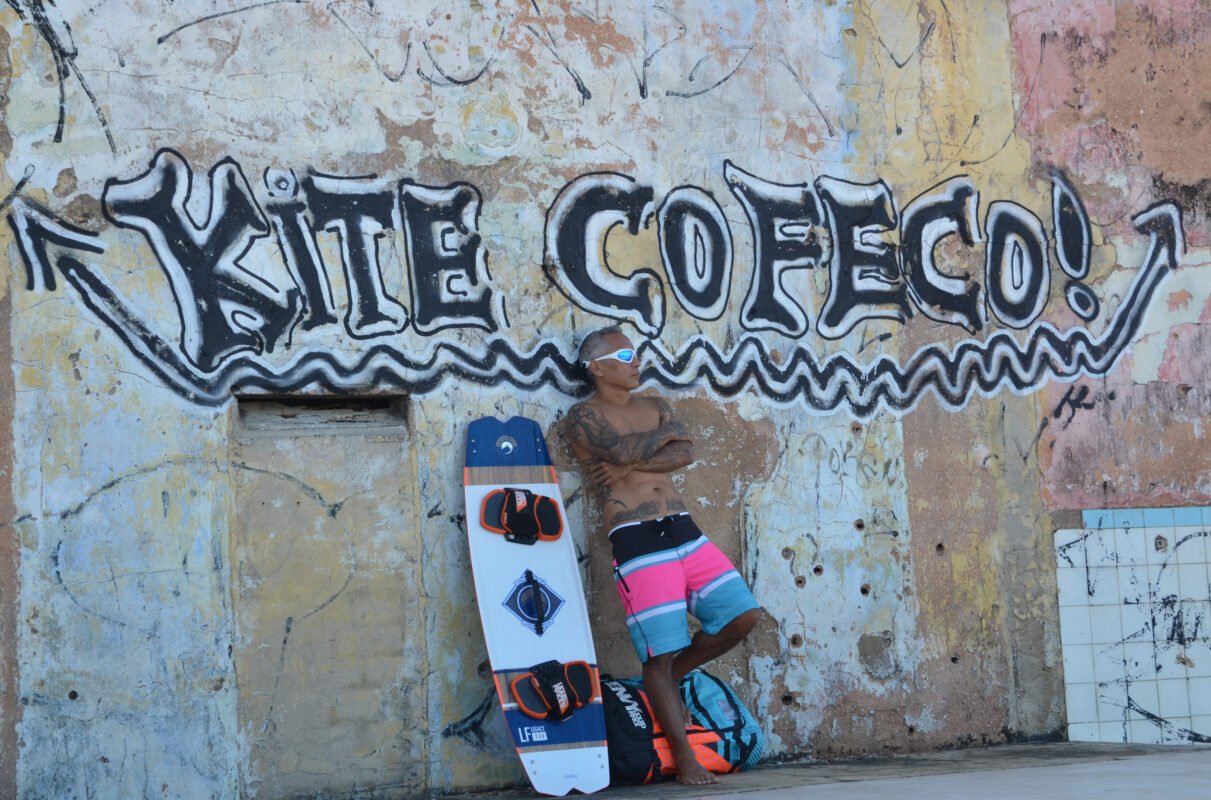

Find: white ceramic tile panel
<box><xmin>1188</xmin><ymin>677</ymin><xmax>1211</xmax><ymax>716</ymax></box>
<box><xmin>1055</xmin><ymin>509</ymin><xmax>1211</xmax><ymax>745</ymax></box>
<box><xmin>1129</xmin><ymin>719</ymin><xmax>1165</xmax><ymax>744</ymax></box>
<box><xmin>1123</xmin><ymin>640</ymin><xmax>1157</xmax><ymax>676</ymax></box>
<box><xmin>1095</xmin><ymin>681</ymin><xmax>1126</xmax><ymax>724</ymax></box>
<box><xmin>1058</xmin><ymin>605</ymin><xmax>1093</xmax><ymax>646</ymax></box>
<box><xmin>1056</xmin><ymin>568</ymin><xmax>1090</xmax><ymax>607</ymax></box>
<box><xmin>1088</xmin><ymin>566</ymin><xmax>1121</xmax><ymax>605</ymax></box>
<box><xmin>1093</xmin><ymin>644</ymin><xmax>1126</xmax><ymax>685</ymax></box>
<box><xmin>1117</xmin><ymin>529</ymin><xmax>1149</xmax><ymax>567</ymax></box>
<box><xmin>1157</xmin><ymin>678</ymin><xmax>1191</xmax><ymax>719</ymax></box>
<box><xmin>1148</xmin><ymin>561</ymin><xmax>1182</xmax><ymax>601</ymax></box>
<box><xmin>1127</xmin><ymin>680</ymin><xmax>1159</xmax><ymax>720</ymax></box>
<box><xmin>1089</xmin><ymin>605</ymin><xmax>1123</xmax><ymax>645</ymax></box>
<box><xmin>1065</xmin><ymin>682</ymin><xmax>1099</xmax><ymax>724</ymax></box>
<box><xmin>1174</xmin><ymin>528</ymin><xmax>1207</xmax><ymax>564</ymax></box>
<box><xmin>1062</xmin><ymin>643</ymin><xmax>1095</xmax><ymax>685</ymax></box>
<box><xmin>1067</xmin><ymin>721</ymin><xmax>1099</xmax><ymax>742</ymax></box>
<box><xmin>1099</xmin><ymin>720</ymin><xmax>1126</xmax><ymax>742</ymax></box>
<box><xmin>1120</xmin><ymin>602</ymin><xmax>1151</xmax><ymax>644</ymax></box>
<box><xmin>1163</xmin><ymin>719</ymin><xmax>1195</xmax><ymax>744</ymax></box>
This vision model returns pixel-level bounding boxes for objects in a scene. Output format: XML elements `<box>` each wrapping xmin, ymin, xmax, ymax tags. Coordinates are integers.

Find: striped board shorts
<box><xmin>610</xmin><ymin>513</ymin><xmax>759</xmax><ymax>663</ymax></box>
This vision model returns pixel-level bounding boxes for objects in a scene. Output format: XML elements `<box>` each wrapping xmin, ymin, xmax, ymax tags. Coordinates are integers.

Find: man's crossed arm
<box><xmin>565</xmin><ymin>400</ymin><xmax>694</xmax><ymax>485</ymax></box>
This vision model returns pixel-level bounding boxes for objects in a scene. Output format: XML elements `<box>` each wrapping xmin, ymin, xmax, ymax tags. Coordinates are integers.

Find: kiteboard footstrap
<box><xmin>480</xmin><ymin>488</ymin><xmax>564</xmax><ymax>544</ymax></box>
<box><xmin>510</xmin><ymin>660</ymin><xmax>597</xmax><ymax>721</ymax></box>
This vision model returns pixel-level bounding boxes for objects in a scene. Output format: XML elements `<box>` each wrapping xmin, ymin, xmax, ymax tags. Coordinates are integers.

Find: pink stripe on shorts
<box><xmin>610</xmin><ymin>513</ymin><xmax>759</xmax><ymax>662</ymax></box>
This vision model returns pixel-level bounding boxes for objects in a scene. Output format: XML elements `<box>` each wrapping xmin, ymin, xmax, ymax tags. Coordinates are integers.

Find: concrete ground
<box><xmin>455</xmin><ymin>742</ymin><xmax>1211</xmax><ymax>799</ymax></box>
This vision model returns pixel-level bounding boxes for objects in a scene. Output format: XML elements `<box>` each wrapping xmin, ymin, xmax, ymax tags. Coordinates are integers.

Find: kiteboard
<box><xmin>464</xmin><ymin>415</ymin><xmax>608</xmax><ymax>796</ymax></box>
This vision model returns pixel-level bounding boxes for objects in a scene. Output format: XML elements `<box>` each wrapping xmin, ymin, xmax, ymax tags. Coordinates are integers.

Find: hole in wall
<box><xmin>860</xmin><ymin>583</ymin><xmax>871</xmax><ymax>596</ymax></box>
<box><xmin>790</xmin><ymin>634</ymin><xmax>804</xmax><ymax>648</ymax></box>
<box><xmin>236</xmin><ymin>394</ymin><xmax>410</xmax><ymax>434</ymax></box>
<box><xmin>794</xmin><ymin>575</ymin><xmax>807</xmax><ymax>588</ymax></box>
<box><xmin>854</xmin><ymin>519</ymin><xmax>866</xmax><ymax>531</ymax></box>
<box><xmin>935</xmin><ymin>543</ymin><xmax>945</xmax><ymax>554</ymax></box>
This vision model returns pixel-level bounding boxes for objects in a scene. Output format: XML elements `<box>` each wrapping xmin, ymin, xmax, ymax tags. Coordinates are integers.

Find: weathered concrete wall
<box><xmin>1</xmin><ymin>0</ymin><xmax>1207</xmax><ymax>796</ymax></box>
<box><xmin>1</xmin><ymin>282</ymin><xmax>18</xmax><ymax>799</ymax></box>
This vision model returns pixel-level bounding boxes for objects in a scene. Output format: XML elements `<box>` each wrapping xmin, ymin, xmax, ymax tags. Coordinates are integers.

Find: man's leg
<box><xmin>642</xmin><ymin>653</ymin><xmax>719</xmax><ymax>786</ymax></box>
<box><xmin>672</xmin><ymin>607</ymin><xmax>760</xmax><ymax>682</ymax></box>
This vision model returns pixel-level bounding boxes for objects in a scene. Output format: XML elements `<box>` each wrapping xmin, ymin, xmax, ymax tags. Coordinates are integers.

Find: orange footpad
<box><xmin>510</xmin><ymin>660</ymin><xmax>597</xmax><ymax>722</ymax></box>
<box><xmin>481</xmin><ymin>488</ymin><xmax>564</xmax><ymax>545</ymax></box>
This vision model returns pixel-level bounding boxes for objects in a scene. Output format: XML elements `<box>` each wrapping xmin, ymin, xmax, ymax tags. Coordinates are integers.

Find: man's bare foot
<box><xmin>675</xmin><ymin>759</ymin><xmax>720</xmax><ymax>785</ymax></box>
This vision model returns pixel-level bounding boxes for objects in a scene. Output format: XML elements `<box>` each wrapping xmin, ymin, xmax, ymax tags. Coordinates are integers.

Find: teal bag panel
<box><xmin>680</xmin><ymin>670</ymin><xmax>765</xmax><ymax>771</ymax></box>
<box><xmin>614</xmin><ymin>670</ymin><xmax>765</xmax><ymax>772</ymax></box>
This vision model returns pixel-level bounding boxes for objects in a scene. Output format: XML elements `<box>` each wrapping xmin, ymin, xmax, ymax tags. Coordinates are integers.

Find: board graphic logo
<box><xmin>496</xmin><ymin>435</ymin><xmax>518</xmax><ymax>455</ymax></box>
<box><xmin>603</xmin><ymin>679</ymin><xmax>647</xmax><ymax>730</ymax></box>
<box><xmin>503</xmin><ymin>571</ymin><xmax>564</xmax><ymax>635</ymax></box>
<box><xmin>518</xmin><ymin>725</ymin><xmax>549</xmax><ymax>743</ymax></box>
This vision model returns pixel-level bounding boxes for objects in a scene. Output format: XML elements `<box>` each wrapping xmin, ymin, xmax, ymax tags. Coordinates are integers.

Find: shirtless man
<box><xmin>563</xmin><ymin>326</ymin><xmax>761</xmax><ymax>786</ymax></box>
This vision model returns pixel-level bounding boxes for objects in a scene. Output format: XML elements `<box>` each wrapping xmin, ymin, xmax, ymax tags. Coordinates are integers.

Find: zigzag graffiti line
<box><xmin>642</xmin><ymin>203</ymin><xmax>1180</xmax><ymax>417</ymax></box>
<box><xmin>46</xmin><ymin>202</ymin><xmax>1180</xmax><ymax>415</ymax></box>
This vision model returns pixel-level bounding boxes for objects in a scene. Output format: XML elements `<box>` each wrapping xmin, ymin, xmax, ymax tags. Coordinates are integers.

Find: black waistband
<box><xmin>608</xmin><ymin>511</ymin><xmax>689</xmax><ymax>537</ymax></box>
<box><xmin>609</xmin><ymin>514</ymin><xmax>701</xmax><ymax>565</ymax></box>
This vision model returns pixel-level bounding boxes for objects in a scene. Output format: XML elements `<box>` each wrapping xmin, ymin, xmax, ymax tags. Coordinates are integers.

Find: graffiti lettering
<box><xmin>300</xmin><ymin>171</ymin><xmax>408</xmax><ymax>339</ymax></box>
<box><xmin>103</xmin><ymin>151</ymin><xmax>303</xmax><ymax>371</ymax></box>
<box><xmin>984</xmin><ymin>202</ymin><xmax>1050</xmax><ymax>329</ymax></box>
<box><xmin>7</xmin><ymin>151</ymin><xmax>1184</xmax><ymax>415</ymax></box>
<box><xmin>263</xmin><ymin>168</ymin><xmax>338</xmax><ymax>331</ymax></box>
<box><xmin>1051</xmin><ymin>170</ymin><xmax>1101</xmax><ymax>323</ymax></box>
<box><xmin>542</xmin><ymin>172</ymin><xmax>662</xmax><ymax>337</ymax></box>
<box><xmin>657</xmin><ymin>186</ymin><xmax>733</xmax><ymax>322</ymax></box>
<box><xmin>900</xmin><ymin>178</ymin><xmax>982</xmax><ymax>333</ymax></box>
<box><xmin>815</xmin><ymin>176</ymin><xmax>911</xmax><ymax>339</ymax></box>
<box><xmin>801</xmin><ymin>434</ymin><xmax>903</xmax><ymax>489</ymax></box>
<box><xmin>7</xmin><ymin>198</ymin><xmax>105</xmax><ymax>292</ymax></box>
<box><xmin>1051</xmin><ymin>384</ymin><xmax>1115</xmax><ymax>431</ymax></box>
<box><xmin>724</xmin><ymin>161</ymin><xmax>826</xmax><ymax>337</ymax></box>
<box><xmin>400</xmin><ymin>180</ymin><xmax>496</xmax><ymax>334</ymax></box>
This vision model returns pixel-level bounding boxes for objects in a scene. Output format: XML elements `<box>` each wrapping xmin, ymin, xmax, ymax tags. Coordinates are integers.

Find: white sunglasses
<box><xmin>583</xmin><ymin>347</ymin><xmax>639</xmax><ymax>367</ymax></box>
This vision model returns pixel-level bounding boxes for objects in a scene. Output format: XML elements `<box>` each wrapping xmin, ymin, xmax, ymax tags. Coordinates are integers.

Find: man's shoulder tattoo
<box><xmin>566</xmin><ymin>401</ymin><xmax>621</xmax><ymax>449</ymax></box>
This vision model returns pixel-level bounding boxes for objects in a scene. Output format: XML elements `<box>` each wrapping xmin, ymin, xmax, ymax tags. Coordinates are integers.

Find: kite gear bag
<box><xmin>599</xmin><ymin>670</ymin><xmax>764</xmax><ymax>785</ymax></box>
<box><xmin>480</xmin><ymin>488</ymin><xmax>564</xmax><ymax>544</ymax></box>
<box><xmin>510</xmin><ymin>660</ymin><xmax>598</xmax><ymax>722</ymax></box>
